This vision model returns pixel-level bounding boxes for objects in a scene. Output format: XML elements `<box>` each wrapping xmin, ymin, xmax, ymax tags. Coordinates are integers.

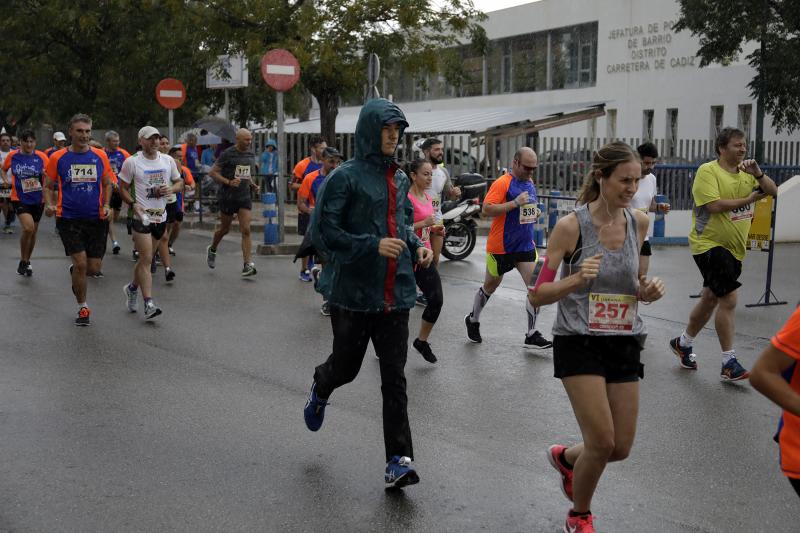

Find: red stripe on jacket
<box><xmin>383</xmin><ymin>164</ymin><xmax>399</xmax><ymax>311</ymax></box>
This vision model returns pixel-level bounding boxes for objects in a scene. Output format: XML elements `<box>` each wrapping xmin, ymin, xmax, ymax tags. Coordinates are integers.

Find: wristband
<box><xmin>755</xmin><ymin>173</ymin><xmax>764</xmax><ymax>180</ymax></box>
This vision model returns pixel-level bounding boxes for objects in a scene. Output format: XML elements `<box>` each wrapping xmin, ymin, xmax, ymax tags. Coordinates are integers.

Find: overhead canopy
<box><xmin>283</xmin><ymin>101</ymin><xmax>606</xmax><ymax>137</ymax></box>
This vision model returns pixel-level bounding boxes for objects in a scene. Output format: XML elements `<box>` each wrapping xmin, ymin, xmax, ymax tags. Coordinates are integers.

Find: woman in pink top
<box><xmin>407</xmin><ymin>158</ymin><xmax>443</xmax><ymax>364</ymax></box>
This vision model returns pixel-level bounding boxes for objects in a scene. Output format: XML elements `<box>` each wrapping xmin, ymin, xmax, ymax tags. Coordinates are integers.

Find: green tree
<box><xmin>0</xmin><ymin>0</ymin><xmax>217</xmax><ymax>133</ymax></box>
<box><xmin>189</xmin><ymin>0</ymin><xmax>486</xmax><ymax>143</ymax></box>
<box><xmin>675</xmin><ymin>0</ymin><xmax>800</xmax><ymax>133</ymax></box>
<box><xmin>291</xmin><ymin>0</ymin><xmax>487</xmax><ymax>143</ymax></box>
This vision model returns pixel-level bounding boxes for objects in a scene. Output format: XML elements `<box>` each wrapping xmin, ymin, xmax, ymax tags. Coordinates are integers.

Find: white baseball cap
<box><xmin>53</xmin><ymin>132</ymin><xmax>66</xmax><ymax>141</ymax></box>
<box><xmin>138</xmin><ymin>126</ymin><xmax>161</xmax><ymax>140</ymax></box>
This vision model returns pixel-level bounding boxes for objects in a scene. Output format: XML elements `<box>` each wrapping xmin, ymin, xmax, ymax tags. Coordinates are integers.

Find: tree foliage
<box><xmin>675</xmin><ymin>0</ymin><xmax>800</xmax><ymax>133</ymax></box>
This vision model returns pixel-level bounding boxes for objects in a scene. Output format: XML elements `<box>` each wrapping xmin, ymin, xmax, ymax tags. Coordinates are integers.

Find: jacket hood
<box><xmin>355</xmin><ymin>98</ymin><xmax>408</xmax><ymax>162</ymax></box>
<box><xmin>265</xmin><ymin>140</ymin><xmax>278</xmax><ymax>149</ymax></box>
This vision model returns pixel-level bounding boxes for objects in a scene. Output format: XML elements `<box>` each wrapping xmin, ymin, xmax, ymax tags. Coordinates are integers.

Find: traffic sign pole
<box><xmin>260</xmin><ymin>49</ymin><xmax>301</xmax><ymax>246</ymax></box>
<box><xmin>277</xmin><ymin>91</ymin><xmax>285</xmax><ymax>244</ymax></box>
<box><xmin>168</xmin><ymin>109</ymin><xmax>174</xmax><ymax>146</ymax></box>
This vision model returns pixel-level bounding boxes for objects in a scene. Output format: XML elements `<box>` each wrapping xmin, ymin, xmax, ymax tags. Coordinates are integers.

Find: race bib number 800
<box><xmin>71</xmin><ymin>164</ymin><xmax>97</xmax><ymax>183</ymax></box>
<box><xmin>588</xmin><ymin>293</ymin><xmax>637</xmax><ymax>332</ymax></box>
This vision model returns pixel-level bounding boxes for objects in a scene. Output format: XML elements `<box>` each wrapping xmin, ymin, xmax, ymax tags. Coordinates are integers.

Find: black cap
<box><xmin>322</xmin><ymin>146</ymin><xmax>343</xmax><ymax>159</ymax></box>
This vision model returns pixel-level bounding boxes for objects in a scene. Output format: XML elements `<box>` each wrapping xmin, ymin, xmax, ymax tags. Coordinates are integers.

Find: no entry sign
<box><xmin>260</xmin><ymin>49</ymin><xmax>300</xmax><ymax>92</ymax></box>
<box><xmin>155</xmin><ymin>78</ymin><xmax>186</xmax><ymax>109</ymax></box>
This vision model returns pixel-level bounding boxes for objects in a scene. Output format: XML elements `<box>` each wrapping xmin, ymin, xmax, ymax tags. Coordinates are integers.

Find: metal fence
<box><xmin>186</xmin><ymin>172</ymin><xmax>278</xmax><ymax>224</ymax></box>
<box><xmin>263</xmin><ymin>133</ymin><xmax>800</xmax><ymax>209</ymax></box>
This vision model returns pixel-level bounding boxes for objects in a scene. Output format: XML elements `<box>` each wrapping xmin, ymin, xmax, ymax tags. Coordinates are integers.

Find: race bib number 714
<box><xmin>71</xmin><ymin>164</ymin><xmax>97</xmax><ymax>183</ymax></box>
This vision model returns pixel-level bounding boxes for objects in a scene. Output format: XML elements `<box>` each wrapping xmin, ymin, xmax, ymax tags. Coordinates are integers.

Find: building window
<box><xmin>710</xmin><ymin>105</ymin><xmax>724</xmax><ymax>141</ymax></box>
<box><xmin>738</xmin><ymin>104</ymin><xmax>753</xmax><ymax>139</ymax></box>
<box><xmin>550</xmin><ymin>22</ymin><xmax>597</xmax><ymax>90</ymax></box>
<box><xmin>606</xmin><ymin>109</ymin><xmax>617</xmax><ymax>140</ymax></box>
<box><xmin>642</xmin><ymin>109</ymin><xmax>654</xmax><ymax>141</ymax></box>
<box><xmin>502</xmin><ymin>41</ymin><xmax>513</xmax><ymax>93</ymax></box>
<box><xmin>666</xmin><ymin>108</ymin><xmax>679</xmax><ymax>157</ymax></box>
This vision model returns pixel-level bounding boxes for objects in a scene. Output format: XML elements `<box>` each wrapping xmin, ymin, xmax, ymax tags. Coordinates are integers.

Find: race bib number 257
<box><xmin>588</xmin><ymin>293</ymin><xmax>637</xmax><ymax>332</ymax></box>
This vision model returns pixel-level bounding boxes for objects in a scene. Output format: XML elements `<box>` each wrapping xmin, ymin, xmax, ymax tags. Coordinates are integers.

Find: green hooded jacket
<box><xmin>310</xmin><ymin>99</ymin><xmax>423</xmax><ymax>312</ymax></box>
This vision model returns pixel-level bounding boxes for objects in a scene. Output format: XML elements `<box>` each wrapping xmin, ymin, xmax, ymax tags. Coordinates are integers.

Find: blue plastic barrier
<box><xmin>262</xmin><ymin>192</ymin><xmax>279</xmax><ymax>245</ymax></box>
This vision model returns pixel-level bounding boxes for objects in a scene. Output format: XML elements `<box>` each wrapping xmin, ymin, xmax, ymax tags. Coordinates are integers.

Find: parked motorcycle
<box><xmin>441</xmin><ymin>173</ymin><xmax>486</xmax><ymax>261</ymax></box>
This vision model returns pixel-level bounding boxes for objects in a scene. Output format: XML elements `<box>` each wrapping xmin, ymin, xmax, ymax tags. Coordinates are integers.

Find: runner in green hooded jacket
<box><xmin>303</xmin><ymin>98</ymin><xmax>433</xmax><ymax>489</ymax></box>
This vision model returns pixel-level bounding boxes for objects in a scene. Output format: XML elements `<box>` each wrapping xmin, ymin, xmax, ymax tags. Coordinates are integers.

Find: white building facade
<box><xmin>382</xmin><ymin>0</ymin><xmax>796</xmax><ymax>146</ymax></box>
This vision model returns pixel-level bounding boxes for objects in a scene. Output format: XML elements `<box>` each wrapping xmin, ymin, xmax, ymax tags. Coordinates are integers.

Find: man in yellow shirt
<box><xmin>669</xmin><ymin>127</ymin><xmax>778</xmax><ymax>381</ymax></box>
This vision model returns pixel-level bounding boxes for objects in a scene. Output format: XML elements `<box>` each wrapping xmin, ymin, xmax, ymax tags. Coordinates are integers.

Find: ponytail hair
<box><xmin>577</xmin><ymin>142</ymin><xmax>639</xmax><ymax>205</ymax></box>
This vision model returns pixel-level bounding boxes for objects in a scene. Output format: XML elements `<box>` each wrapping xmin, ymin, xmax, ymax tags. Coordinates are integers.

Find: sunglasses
<box><xmin>515</xmin><ymin>160</ymin><xmax>537</xmax><ymax>173</ymax></box>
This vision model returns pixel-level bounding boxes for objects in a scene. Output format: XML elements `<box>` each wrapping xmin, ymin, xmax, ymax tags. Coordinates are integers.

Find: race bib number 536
<box><xmin>588</xmin><ymin>293</ymin><xmax>637</xmax><ymax>332</ymax></box>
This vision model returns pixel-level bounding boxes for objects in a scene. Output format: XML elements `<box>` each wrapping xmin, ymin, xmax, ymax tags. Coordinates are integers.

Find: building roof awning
<box><xmin>283</xmin><ymin>101</ymin><xmax>606</xmax><ymax>137</ymax></box>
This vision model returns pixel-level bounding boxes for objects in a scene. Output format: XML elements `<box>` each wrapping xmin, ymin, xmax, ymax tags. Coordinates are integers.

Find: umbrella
<box><xmin>192</xmin><ymin>117</ymin><xmax>237</xmax><ymax>142</ymax></box>
<box><xmin>197</xmin><ymin>133</ymin><xmax>221</xmax><ymax>145</ymax></box>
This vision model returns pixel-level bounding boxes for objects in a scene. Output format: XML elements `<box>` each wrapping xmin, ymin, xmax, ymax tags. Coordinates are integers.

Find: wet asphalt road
<box><xmin>0</xmin><ymin>218</ymin><xmax>797</xmax><ymax>532</ymax></box>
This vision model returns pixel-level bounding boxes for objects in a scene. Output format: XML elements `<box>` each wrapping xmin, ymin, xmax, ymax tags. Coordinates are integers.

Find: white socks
<box><xmin>679</xmin><ymin>331</ymin><xmax>695</xmax><ymax>348</ymax></box>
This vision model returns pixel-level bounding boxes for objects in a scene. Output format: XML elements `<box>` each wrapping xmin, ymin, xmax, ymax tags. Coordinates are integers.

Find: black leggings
<box><xmin>414</xmin><ymin>264</ymin><xmax>443</xmax><ymax>324</ymax></box>
<box><xmin>790</xmin><ymin>477</ymin><xmax>800</xmax><ymax>498</ymax></box>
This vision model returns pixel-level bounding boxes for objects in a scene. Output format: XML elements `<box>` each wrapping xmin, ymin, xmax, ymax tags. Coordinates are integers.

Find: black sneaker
<box><xmin>75</xmin><ymin>306</ymin><xmax>91</xmax><ymax>327</ymax></box>
<box><xmin>465</xmin><ymin>313</ymin><xmax>482</xmax><ymax>343</ymax></box>
<box><xmin>168</xmin><ymin>246</ymin><xmax>176</xmax><ymax>256</ymax></box>
<box><xmin>150</xmin><ymin>255</ymin><xmax>157</xmax><ymax>274</ymax></box>
<box><xmin>90</xmin><ymin>271</ymin><xmax>104</xmax><ymax>279</ymax></box>
<box><xmin>112</xmin><ymin>241</ymin><xmax>120</xmax><ymax>255</ymax></box>
<box><xmin>17</xmin><ymin>260</ymin><xmax>27</xmax><ymax>276</ymax></box>
<box><xmin>165</xmin><ymin>269</ymin><xmax>175</xmax><ymax>283</ymax></box>
<box><xmin>524</xmin><ymin>330</ymin><xmax>553</xmax><ymax>350</ymax></box>
<box><xmin>132</xmin><ymin>249</ymin><xmax>139</xmax><ymax>262</ymax></box>
<box><xmin>413</xmin><ymin>338</ymin><xmax>437</xmax><ymax>364</ymax></box>
<box><xmin>25</xmin><ymin>263</ymin><xmax>32</xmax><ymax>277</ymax></box>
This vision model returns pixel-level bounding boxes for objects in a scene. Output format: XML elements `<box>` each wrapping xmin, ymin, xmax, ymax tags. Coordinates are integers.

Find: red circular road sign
<box><xmin>155</xmin><ymin>78</ymin><xmax>186</xmax><ymax>109</ymax></box>
<box><xmin>260</xmin><ymin>49</ymin><xmax>301</xmax><ymax>92</ymax></box>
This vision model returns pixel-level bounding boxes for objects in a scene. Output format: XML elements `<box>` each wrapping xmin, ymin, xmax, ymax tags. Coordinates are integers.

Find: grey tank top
<box><xmin>552</xmin><ymin>204</ymin><xmax>646</xmax><ymax>337</ymax></box>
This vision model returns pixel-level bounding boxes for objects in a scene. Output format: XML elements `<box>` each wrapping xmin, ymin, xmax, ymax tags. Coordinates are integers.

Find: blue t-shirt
<box><xmin>4</xmin><ymin>150</ymin><xmax>48</xmax><ymax>205</ymax></box>
<box><xmin>200</xmin><ymin>148</ymin><xmax>215</xmax><ymax>167</ymax></box>
<box><xmin>46</xmin><ymin>147</ymin><xmax>112</xmax><ymax>219</ymax></box>
<box><xmin>184</xmin><ymin>145</ymin><xmax>200</xmax><ymax>172</ymax></box>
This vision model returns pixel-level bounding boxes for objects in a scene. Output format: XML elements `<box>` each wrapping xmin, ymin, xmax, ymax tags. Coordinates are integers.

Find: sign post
<box><xmin>206</xmin><ymin>54</ymin><xmax>249</xmax><ymax>123</ymax></box>
<box><xmin>746</xmin><ymin>195</ymin><xmax>787</xmax><ymax>307</ymax></box>
<box><xmin>261</xmin><ymin>49</ymin><xmax>301</xmax><ymax>245</ymax></box>
<box><xmin>155</xmin><ymin>78</ymin><xmax>186</xmax><ymax>143</ymax></box>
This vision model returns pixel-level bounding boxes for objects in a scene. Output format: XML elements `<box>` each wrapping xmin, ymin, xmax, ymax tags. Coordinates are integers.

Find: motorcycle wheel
<box><xmin>441</xmin><ymin>221</ymin><xmax>476</xmax><ymax>261</ymax></box>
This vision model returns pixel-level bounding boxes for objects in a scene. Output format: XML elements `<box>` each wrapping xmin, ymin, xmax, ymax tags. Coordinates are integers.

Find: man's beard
<box><xmin>429</xmin><ymin>154</ymin><xmax>443</xmax><ymax>165</ymax></box>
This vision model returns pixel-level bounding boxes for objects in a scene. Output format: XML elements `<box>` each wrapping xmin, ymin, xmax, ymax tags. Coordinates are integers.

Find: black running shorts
<box><xmin>12</xmin><ymin>202</ymin><xmax>44</xmax><ymax>223</ymax></box>
<box><xmin>132</xmin><ymin>219</ymin><xmax>167</xmax><ymax>240</ymax></box>
<box><xmin>218</xmin><ymin>196</ymin><xmax>252</xmax><ymax>216</ymax></box>
<box><xmin>56</xmin><ymin>218</ymin><xmax>108</xmax><ymax>258</ymax></box>
<box><xmin>166</xmin><ymin>202</ymin><xmax>184</xmax><ymax>223</ymax></box>
<box><xmin>109</xmin><ymin>189</ymin><xmax>123</xmax><ymax>210</ymax></box>
<box><xmin>692</xmin><ymin>246</ymin><xmax>742</xmax><ymax>298</ymax></box>
<box><xmin>553</xmin><ymin>335</ymin><xmax>644</xmax><ymax>383</ymax></box>
<box><xmin>487</xmin><ymin>250</ymin><xmax>538</xmax><ymax>278</ymax></box>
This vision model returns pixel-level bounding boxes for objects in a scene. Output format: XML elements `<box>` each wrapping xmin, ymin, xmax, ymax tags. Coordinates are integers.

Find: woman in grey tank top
<box><xmin>527</xmin><ymin>142</ymin><xmax>666</xmax><ymax>532</ymax></box>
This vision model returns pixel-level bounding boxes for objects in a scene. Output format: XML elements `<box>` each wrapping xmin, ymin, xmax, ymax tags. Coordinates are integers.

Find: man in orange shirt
<box><xmin>752</xmin><ymin>305</ymin><xmax>800</xmax><ymax>498</ymax></box>
<box><xmin>464</xmin><ymin>147</ymin><xmax>551</xmax><ymax>349</ymax></box>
